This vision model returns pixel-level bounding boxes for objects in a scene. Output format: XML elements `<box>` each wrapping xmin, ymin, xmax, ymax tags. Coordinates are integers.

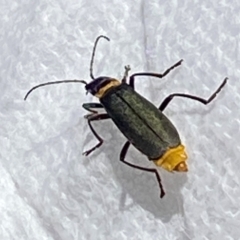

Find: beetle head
<box><xmin>85</xmin><ymin>77</ymin><xmax>121</xmax><ymax>98</ymax></box>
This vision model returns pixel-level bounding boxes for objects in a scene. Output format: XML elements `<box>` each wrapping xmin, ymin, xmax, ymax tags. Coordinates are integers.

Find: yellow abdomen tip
<box><xmin>153</xmin><ymin>144</ymin><xmax>188</xmax><ymax>172</ymax></box>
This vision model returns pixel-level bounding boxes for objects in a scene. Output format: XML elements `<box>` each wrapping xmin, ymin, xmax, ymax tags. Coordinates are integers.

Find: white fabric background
<box><xmin>0</xmin><ymin>0</ymin><xmax>239</xmax><ymax>239</ymax></box>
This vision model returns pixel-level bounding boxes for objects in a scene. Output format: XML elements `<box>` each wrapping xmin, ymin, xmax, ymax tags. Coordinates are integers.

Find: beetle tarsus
<box><xmin>160</xmin><ymin>190</ymin><xmax>165</xmax><ymax>198</ymax></box>
<box><xmin>83</xmin><ymin>147</ymin><xmax>98</xmax><ymax>156</ymax></box>
<box><xmin>122</xmin><ymin>65</ymin><xmax>131</xmax><ymax>83</ymax></box>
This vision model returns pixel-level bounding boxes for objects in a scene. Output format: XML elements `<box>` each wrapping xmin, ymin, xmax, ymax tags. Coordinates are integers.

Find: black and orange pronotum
<box><xmin>24</xmin><ymin>35</ymin><xmax>228</xmax><ymax>198</ymax></box>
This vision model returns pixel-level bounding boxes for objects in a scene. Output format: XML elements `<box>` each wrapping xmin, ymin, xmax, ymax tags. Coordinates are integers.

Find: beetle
<box><xmin>24</xmin><ymin>35</ymin><xmax>228</xmax><ymax>198</ymax></box>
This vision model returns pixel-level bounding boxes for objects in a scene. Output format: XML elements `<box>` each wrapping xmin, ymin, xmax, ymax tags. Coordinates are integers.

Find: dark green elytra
<box><xmin>100</xmin><ymin>83</ymin><xmax>181</xmax><ymax>160</ymax></box>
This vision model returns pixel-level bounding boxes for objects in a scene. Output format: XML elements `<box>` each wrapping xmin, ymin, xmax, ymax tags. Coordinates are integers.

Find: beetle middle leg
<box><xmin>159</xmin><ymin>77</ymin><xmax>228</xmax><ymax>111</ymax></box>
<box><xmin>83</xmin><ymin>113</ymin><xmax>110</xmax><ymax>156</ymax></box>
<box><xmin>129</xmin><ymin>59</ymin><xmax>183</xmax><ymax>89</ymax></box>
<box><xmin>120</xmin><ymin>141</ymin><xmax>165</xmax><ymax>198</ymax></box>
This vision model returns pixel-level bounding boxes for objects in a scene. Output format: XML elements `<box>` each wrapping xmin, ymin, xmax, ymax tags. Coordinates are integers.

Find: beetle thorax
<box><xmin>95</xmin><ymin>79</ymin><xmax>121</xmax><ymax>98</ymax></box>
<box><xmin>85</xmin><ymin>77</ymin><xmax>121</xmax><ymax>98</ymax></box>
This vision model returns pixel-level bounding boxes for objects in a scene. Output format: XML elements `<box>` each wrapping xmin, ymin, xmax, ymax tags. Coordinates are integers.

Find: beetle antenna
<box><xmin>24</xmin><ymin>79</ymin><xmax>87</xmax><ymax>100</ymax></box>
<box><xmin>90</xmin><ymin>35</ymin><xmax>110</xmax><ymax>80</ymax></box>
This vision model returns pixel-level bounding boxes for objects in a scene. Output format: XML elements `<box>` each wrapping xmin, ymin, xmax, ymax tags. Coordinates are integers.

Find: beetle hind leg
<box><xmin>120</xmin><ymin>141</ymin><xmax>165</xmax><ymax>198</ymax></box>
<box><xmin>159</xmin><ymin>77</ymin><xmax>228</xmax><ymax>111</ymax></box>
<box><xmin>129</xmin><ymin>59</ymin><xmax>183</xmax><ymax>89</ymax></box>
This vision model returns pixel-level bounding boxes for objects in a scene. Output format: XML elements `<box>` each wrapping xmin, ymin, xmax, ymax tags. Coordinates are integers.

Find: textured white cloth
<box><xmin>0</xmin><ymin>0</ymin><xmax>239</xmax><ymax>239</ymax></box>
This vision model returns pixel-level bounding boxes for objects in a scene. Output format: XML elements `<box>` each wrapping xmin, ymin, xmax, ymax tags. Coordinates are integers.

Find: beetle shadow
<box><xmin>83</xmin><ymin>120</ymin><xmax>188</xmax><ymax>223</ymax></box>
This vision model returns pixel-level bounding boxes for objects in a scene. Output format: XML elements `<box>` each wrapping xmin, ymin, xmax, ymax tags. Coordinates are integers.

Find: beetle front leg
<box><xmin>82</xmin><ymin>102</ymin><xmax>104</xmax><ymax>118</ymax></box>
<box><xmin>83</xmin><ymin>113</ymin><xmax>110</xmax><ymax>156</ymax></box>
<box><xmin>120</xmin><ymin>141</ymin><xmax>165</xmax><ymax>198</ymax></box>
<box><xmin>159</xmin><ymin>77</ymin><xmax>228</xmax><ymax>111</ymax></box>
<box><xmin>129</xmin><ymin>59</ymin><xmax>183</xmax><ymax>89</ymax></box>
<box><xmin>121</xmin><ymin>65</ymin><xmax>131</xmax><ymax>83</ymax></box>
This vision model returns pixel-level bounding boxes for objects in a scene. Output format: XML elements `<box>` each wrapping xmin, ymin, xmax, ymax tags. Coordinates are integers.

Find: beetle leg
<box><xmin>82</xmin><ymin>102</ymin><xmax>104</xmax><ymax>113</ymax></box>
<box><xmin>129</xmin><ymin>59</ymin><xmax>183</xmax><ymax>89</ymax></box>
<box><xmin>120</xmin><ymin>141</ymin><xmax>165</xmax><ymax>198</ymax></box>
<box><xmin>82</xmin><ymin>102</ymin><xmax>104</xmax><ymax>118</ymax></box>
<box><xmin>122</xmin><ymin>65</ymin><xmax>131</xmax><ymax>83</ymax></box>
<box><xmin>159</xmin><ymin>77</ymin><xmax>228</xmax><ymax>111</ymax></box>
<box><xmin>83</xmin><ymin>113</ymin><xmax>110</xmax><ymax>156</ymax></box>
